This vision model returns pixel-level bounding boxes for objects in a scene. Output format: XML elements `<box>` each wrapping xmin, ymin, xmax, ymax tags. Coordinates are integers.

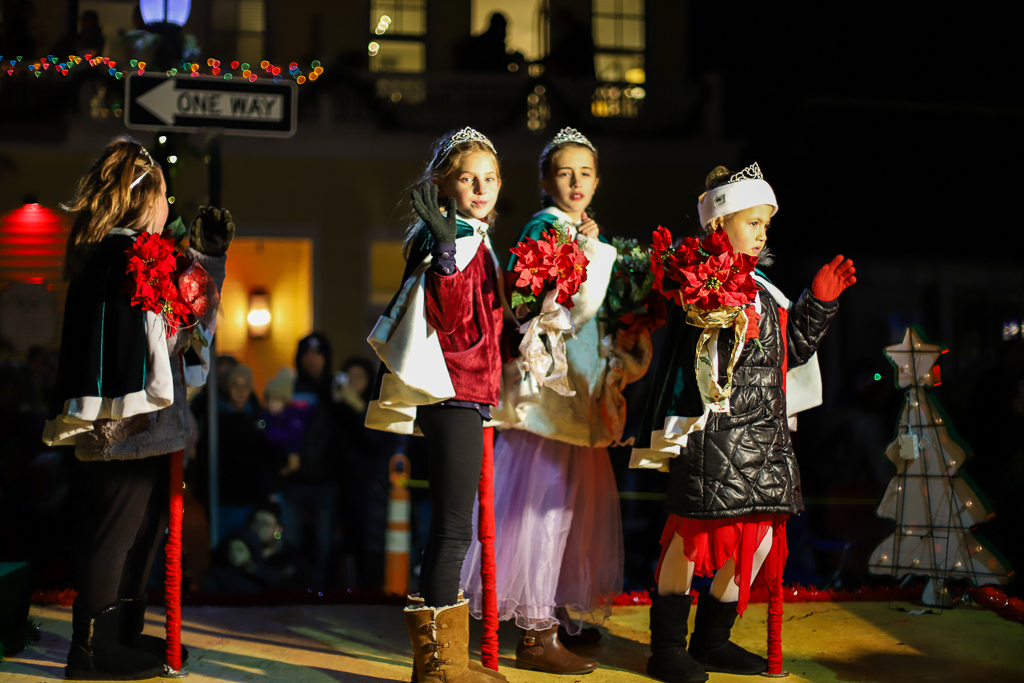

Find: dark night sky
<box><xmin>686</xmin><ymin>2</ymin><xmax>1022</xmax><ymax>262</ymax></box>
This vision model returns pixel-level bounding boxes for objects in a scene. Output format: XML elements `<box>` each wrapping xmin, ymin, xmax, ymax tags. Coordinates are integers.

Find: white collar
<box><xmin>534</xmin><ymin>206</ymin><xmax>577</xmax><ymax>226</ymax></box>
<box><xmin>108</xmin><ymin>227</ymin><xmax>139</xmax><ymax>237</ymax></box>
<box><xmin>534</xmin><ymin>206</ymin><xmax>582</xmax><ymax>237</ymax></box>
<box><xmin>457</xmin><ymin>213</ymin><xmax>491</xmax><ymax>237</ymax></box>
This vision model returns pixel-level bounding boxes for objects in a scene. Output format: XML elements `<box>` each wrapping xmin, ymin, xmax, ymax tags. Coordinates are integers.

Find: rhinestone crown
<box><xmin>728</xmin><ymin>162</ymin><xmax>764</xmax><ymax>184</ymax></box>
<box><xmin>543</xmin><ymin>127</ymin><xmax>596</xmax><ymax>155</ymax></box>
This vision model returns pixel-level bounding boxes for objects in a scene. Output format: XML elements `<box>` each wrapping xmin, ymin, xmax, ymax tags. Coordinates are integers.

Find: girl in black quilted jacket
<box><xmin>630</xmin><ymin>163</ymin><xmax>856</xmax><ymax>682</ymax></box>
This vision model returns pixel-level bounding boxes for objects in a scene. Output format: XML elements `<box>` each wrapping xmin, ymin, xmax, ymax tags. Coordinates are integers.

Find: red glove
<box><xmin>745</xmin><ymin>307</ymin><xmax>761</xmax><ymax>342</ymax></box>
<box><xmin>811</xmin><ymin>255</ymin><xmax>857</xmax><ymax>301</ymax></box>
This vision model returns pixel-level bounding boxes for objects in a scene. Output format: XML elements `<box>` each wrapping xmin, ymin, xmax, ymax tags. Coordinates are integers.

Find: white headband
<box><xmin>697</xmin><ymin>163</ymin><xmax>778</xmax><ymax>228</ymax></box>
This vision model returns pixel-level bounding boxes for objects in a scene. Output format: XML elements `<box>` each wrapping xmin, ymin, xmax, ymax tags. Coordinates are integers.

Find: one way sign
<box><xmin>126</xmin><ymin>74</ymin><xmax>297</xmax><ymax>137</ymax></box>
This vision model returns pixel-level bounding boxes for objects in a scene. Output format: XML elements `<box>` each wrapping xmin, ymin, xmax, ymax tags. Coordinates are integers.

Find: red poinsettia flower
<box><xmin>510</xmin><ymin>225</ymin><xmax>589</xmax><ymax>315</ymax></box>
<box><xmin>651</xmin><ymin>226</ymin><xmax>674</xmax><ymax>254</ymax></box>
<box><xmin>677</xmin><ymin>236</ymin><xmax>704</xmax><ymax>267</ymax></box>
<box><xmin>127</xmin><ymin>278</ymin><xmax>161</xmax><ymax>312</ymax></box>
<box><xmin>161</xmin><ymin>297</ymin><xmax>193</xmax><ymax>336</ymax></box>
<box><xmin>700</xmin><ymin>228</ymin><xmax>732</xmax><ymax>256</ymax></box>
<box><xmin>123</xmin><ymin>231</ymin><xmax>195</xmax><ymax>338</ymax></box>
<box><xmin>513</xmin><ymin>242</ymin><xmax>552</xmax><ymax>295</ymax></box>
<box><xmin>679</xmin><ymin>252</ymin><xmax>733</xmax><ymax>309</ymax></box>
<box><xmin>125</xmin><ymin>232</ymin><xmax>177</xmax><ymax>278</ymax></box>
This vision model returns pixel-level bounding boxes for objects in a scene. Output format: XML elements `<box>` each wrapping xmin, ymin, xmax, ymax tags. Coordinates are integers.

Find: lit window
<box><xmin>592</xmin><ymin>0</ymin><xmax>645</xmax><ymax>83</ymax></box>
<box><xmin>369</xmin><ymin>0</ymin><xmax>427</xmax><ymax>73</ymax></box>
<box><xmin>212</xmin><ymin>0</ymin><xmax>266</xmax><ymax>64</ymax></box>
<box><xmin>370</xmin><ymin>0</ymin><xmax>427</xmax><ymax>36</ymax></box>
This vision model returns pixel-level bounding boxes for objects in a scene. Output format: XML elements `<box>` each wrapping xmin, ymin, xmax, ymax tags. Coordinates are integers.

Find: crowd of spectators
<box><xmin>186</xmin><ymin>332</ymin><xmax>406</xmax><ymax>593</ymax></box>
<box><xmin>0</xmin><ymin>331</ymin><xmax>405</xmax><ymax>596</ymax></box>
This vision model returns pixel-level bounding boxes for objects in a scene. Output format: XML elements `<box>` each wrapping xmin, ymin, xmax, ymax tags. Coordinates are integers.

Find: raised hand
<box><xmin>410</xmin><ymin>182</ymin><xmax>457</xmax><ymax>244</ymax></box>
<box><xmin>190</xmin><ymin>206</ymin><xmax>235</xmax><ymax>256</ymax></box>
<box><xmin>577</xmin><ymin>211</ymin><xmax>600</xmax><ymax>240</ymax></box>
<box><xmin>811</xmin><ymin>255</ymin><xmax>857</xmax><ymax>301</ymax></box>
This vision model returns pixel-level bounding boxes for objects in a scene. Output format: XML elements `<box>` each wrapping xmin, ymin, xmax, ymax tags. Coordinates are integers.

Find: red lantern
<box><xmin>0</xmin><ymin>203</ymin><xmax>68</xmax><ymax>285</ymax></box>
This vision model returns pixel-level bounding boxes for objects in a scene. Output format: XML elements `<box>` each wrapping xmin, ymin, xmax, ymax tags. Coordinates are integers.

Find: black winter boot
<box><xmin>646</xmin><ymin>591</ymin><xmax>708</xmax><ymax>683</ymax></box>
<box><xmin>119</xmin><ymin>596</ymin><xmax>189</xmax><ymax>665</ymax></box>
<box><xmin>66</xmin><ymin>602</ymin><xmax>166</xmax><ymax>681</ymax></box>
<box><xmin>688</xmin><ymin>588</ymin><xmax>767</xmax><ymax>675</ymax></box>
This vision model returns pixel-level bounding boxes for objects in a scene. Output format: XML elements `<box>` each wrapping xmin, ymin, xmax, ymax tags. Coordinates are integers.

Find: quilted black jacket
<box><xmin>664</xmin><ymin>289</ymin><xmax>839</xmax><ymax>519</ymax></box>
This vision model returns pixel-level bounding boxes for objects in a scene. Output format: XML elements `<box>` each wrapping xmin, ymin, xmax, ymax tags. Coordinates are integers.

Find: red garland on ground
<box><xmin>510</xmin><ymin>224</ymin><xmax>589</xmax><ymax>313</ymax></box>
<box><xmin>34</xmin><ymin>584</ymin><xmax>1024</xmax><ymax>626</ymax></box>
<box><xmin>649</xmin><ymin>226</ymin><xmax>758</xmax><ymax>310</ymax></box>
<box><xmin>966</xmin><ymin>586</ymin><xmax>1024</xmax><ymax>625</ymax></box>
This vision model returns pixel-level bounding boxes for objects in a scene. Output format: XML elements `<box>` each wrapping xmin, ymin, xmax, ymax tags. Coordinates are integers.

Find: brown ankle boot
<box><xmin>405</xmin><ymin>594</ymin><xmax>505</xmax><ymax>683</ymax></box>
<box><xmin>404</xmin><ymin>599</ymin><xmax>506</xmax><ymax>683</ymax></box>
<box><xmin>516</xmin><ymin>626</ymin><xmax>596</xmax><ymax>675</ymax></box>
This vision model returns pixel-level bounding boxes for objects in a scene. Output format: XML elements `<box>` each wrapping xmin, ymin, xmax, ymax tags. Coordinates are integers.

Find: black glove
<box><xmin>410</xmin><ymin>182</ymin><xmax>457</xmax><ymax>245</ymax></box>
<box><xmin>190</xmin><ymin>206</ymin><xmax>235</xmax><ymax>257</ymax></box>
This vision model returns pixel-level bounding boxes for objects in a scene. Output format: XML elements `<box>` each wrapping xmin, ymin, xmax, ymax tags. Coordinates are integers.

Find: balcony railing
<box><xmin>0</xmin><ymin>68</ymin><xmax>704</xmax><ymax>138</ymax></box>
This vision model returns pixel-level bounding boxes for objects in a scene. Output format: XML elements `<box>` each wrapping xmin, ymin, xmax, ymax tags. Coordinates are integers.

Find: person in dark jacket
<box><xmin>201</xmin><ymin>502</ymin><xmax>312</xmax><ymax>594</ymax></box>
<box><xmin>280</xmin><ymin>332</ymin><xmax>340</xmax><ymax>589</ymax></box>
<box><xmin>41</xmin><ymin>136</ymin><xmax>232</xmax><ymax>680</ymax></box>
<box><xmin>630</xmin><ymin>163</ymin><xmax>856</xmax><ymax>682</ymax></box>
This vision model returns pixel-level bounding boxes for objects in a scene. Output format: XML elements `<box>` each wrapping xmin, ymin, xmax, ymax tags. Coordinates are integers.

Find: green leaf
<box><xmin>165</xmin><ymin>215</ymin><xmax>188</xmax><ymax>241</ymax></box>
<box><xmin>511</xmin><ymin>291</ymin><xmax>536</xmax><ymax>308</ymax></box>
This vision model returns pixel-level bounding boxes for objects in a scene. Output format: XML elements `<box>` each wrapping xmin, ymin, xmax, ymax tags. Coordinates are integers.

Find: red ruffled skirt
<box><xmin>655</xmin><ymin>512</ymin><xmax>789</xmax><ymax>616</ymax></box>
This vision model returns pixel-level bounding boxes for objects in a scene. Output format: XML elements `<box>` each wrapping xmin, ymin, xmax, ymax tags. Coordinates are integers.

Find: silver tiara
<box><xmin>543</xmin><ymin>127</ymin><xmax>596</xmax><ymax>155</ymax></box>
<box><xmin>130</xmin><ymin>146</ymin><xmax>156</xmax><ymax>190</ymax></box>
<box><xmin>441</xmin><ymin>127</ymin><xmax>496</xmax><ymax>156</ymax></box>
<box><xmin>728</xmin><ymin>162</ymin><xmax>763</xmax><ymax>184</ymax></box>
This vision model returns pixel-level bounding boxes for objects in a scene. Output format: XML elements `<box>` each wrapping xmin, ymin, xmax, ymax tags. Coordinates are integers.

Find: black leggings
<box><xmin>416</xmin><ymin>405</ymin><xmax>483</xmax><ymax>607</ymax></box>
<box><xmin>71</xmin><ymin>455</ymin><xmax>169</xmax><ymax>614</ymax></box>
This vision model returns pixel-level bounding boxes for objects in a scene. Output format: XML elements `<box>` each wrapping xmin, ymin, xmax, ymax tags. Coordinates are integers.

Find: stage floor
<box><xmin>2</xmin><ymin>600</ymin><xmax>1022</xmax><ymax>683</ymax></box>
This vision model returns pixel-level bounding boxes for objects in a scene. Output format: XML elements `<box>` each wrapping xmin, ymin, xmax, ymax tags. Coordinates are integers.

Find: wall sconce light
<box><xmin>247</xmin><ymin>289</ymin><xmax>271</xmax><ymax>338</ymax></box>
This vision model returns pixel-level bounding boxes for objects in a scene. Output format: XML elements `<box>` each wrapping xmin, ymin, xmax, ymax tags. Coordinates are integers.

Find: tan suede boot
<box><xmin>516</xmin><ymin>626</ymin><xmax>596</xmax><ymax>675</ymax></box>
<box><xmin>404</xmin><ymin>599</ymin><xmax>506</xmax><ymax>683</ymax></box>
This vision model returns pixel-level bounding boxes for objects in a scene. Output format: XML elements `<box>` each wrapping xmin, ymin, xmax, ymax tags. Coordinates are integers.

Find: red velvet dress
<box><xmin>424</xmin><ymin>242</ymin><xmax>504</xmax><ymax>407</ymax></box>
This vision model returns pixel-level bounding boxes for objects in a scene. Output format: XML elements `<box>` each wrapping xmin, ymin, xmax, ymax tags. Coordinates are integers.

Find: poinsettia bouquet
<box><xmin>123</xmin><ymin>230</ymin><xmax>218</xmax><ymax>339</ymax></box>
<box><xmin>649</xmin><ymin>226</ymin><xmax>760</xmax><ymax>411</ymax></box>
<box><xmin>510</xmin><ymin>220</ymin><xmax>589</xmax><ymax>318</ymax></box>
<box><xmin>508</xmin><ymin>220</ymin><xmax>590</xmax><ymax>397</ymax></box>
<box><xmin>649</xmin><ymin>225</ymin><xmax>758</xmax><ymax>314</ymax></box>
<box><xmin>601</xmin><ymin>237</ymin><xmax>668</xmax><ymax>338</ymax></box>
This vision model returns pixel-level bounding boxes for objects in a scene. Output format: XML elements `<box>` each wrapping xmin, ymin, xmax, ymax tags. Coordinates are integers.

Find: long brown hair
<box><xmin>402</xmin><ymin>131</ymin><xmax>501</xmax><ymax>258</ymax></box>
<box><xmin>61</xmin><ymin>135</ymin><xmax>164</xmax><ymax>280</ymax></box>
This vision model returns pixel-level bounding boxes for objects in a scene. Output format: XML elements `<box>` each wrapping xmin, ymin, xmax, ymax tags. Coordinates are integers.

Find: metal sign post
<box><xmin>125</xmin><ymin>71</ymin><xmax>295</xmax><ymax>546</ymax></box>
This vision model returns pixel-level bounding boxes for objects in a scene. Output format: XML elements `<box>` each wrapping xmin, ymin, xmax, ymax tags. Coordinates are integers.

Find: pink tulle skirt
<box><xmin>460</xmin><ymin>429</ymin><xmax>624</xmax><ymax>635</ymax></box>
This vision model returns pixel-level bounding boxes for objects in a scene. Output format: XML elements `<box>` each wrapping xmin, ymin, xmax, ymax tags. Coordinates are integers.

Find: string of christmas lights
<box><xmin>0</xmin><ymin>53</ymin><xmax>324</xmax><ymax>84</ymax></box>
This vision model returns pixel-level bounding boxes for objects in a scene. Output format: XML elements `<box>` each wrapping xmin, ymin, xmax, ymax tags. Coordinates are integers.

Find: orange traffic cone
<box><xmin>384</xmin><ymin>453</ymin><xmax>412</xmax><ymax>595</ymax></box>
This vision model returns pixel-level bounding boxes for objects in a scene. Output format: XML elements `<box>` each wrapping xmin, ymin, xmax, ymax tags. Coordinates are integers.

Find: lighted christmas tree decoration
<box><xmin>868</xmin><ymin>326</ymin><xmax>1013</xmax><ymax>606</ymax></box>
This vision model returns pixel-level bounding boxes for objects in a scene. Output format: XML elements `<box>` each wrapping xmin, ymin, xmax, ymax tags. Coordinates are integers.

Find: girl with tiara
<box><xmin>461</xmin><ymin>128</ymin><xmax>652</xmax><ymax>674</ymax></box>
<box><xmin>631</xmin><ymin>164</ymin><xmax>856</xmax><ymax>682</ymax></box>
<box><xmin>42</xmin><ymin>136</ymin><xmax>233</xmax><ymax>680</ymax></box>
<box><xmin>365</xmin><ymin>127</ymin><xmax>508</xmax><ymax>683</ymax></box>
